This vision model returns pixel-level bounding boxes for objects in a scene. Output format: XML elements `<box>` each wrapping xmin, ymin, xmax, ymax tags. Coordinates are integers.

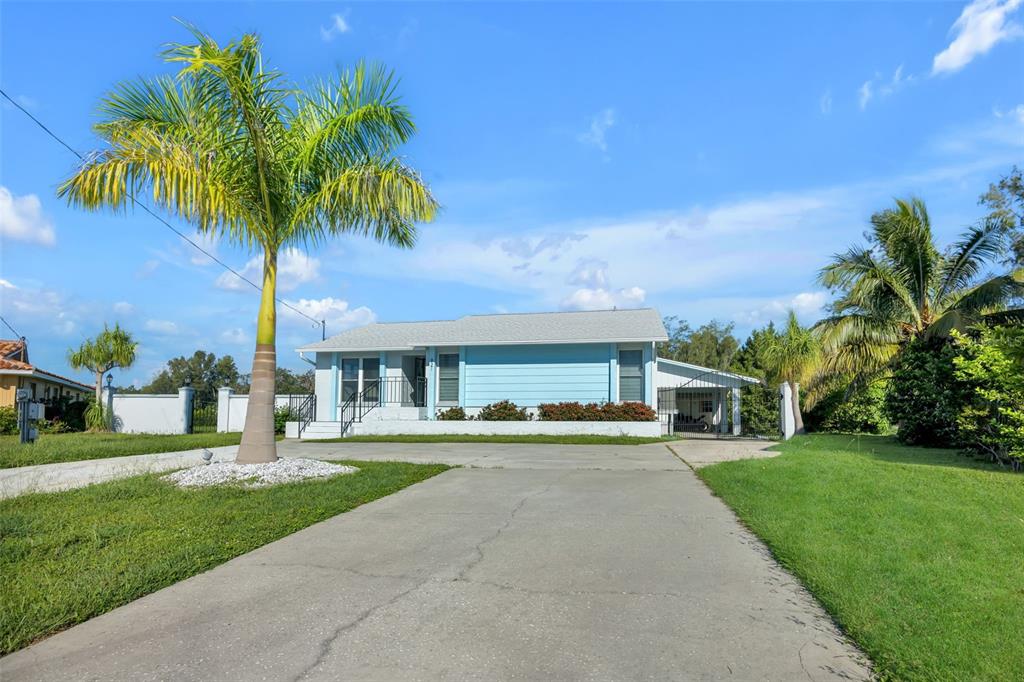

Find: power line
<box><xmin>0</xmin><ymin>315</ymin><xmax>22</xmax><ymax>339</ymax></box>
<box><xmin>0</xmin><ymin>88</ymin><xmax>327</xmax><ymax>337</ymax></box>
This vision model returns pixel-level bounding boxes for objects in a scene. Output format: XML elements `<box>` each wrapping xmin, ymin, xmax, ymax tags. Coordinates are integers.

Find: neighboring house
<box><xmin>0</xmin><ymin>338</ymin><xmax>92</xmax><ymax>407</ymax></box>
<box><xmin>295</xmin><ymin>308</ymin><xmax>759</xmax><ymax>437</ymax></box>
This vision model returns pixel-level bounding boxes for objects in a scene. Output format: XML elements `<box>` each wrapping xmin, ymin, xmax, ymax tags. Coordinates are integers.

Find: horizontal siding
<box><xmin>463</xmin><ymin>344</ymin><xmax>610</xmax><ymax>407</ymax></box>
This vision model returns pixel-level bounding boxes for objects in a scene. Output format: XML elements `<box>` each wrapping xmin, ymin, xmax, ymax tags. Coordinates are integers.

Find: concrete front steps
<box><xmin>298</xmin><ymin>422</ymin><xmax>346</xmax><ymax>440</ymax></box>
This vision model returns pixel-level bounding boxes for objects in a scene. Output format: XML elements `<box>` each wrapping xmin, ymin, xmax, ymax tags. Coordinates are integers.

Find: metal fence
<box><xmin>189</xmin><ymin>400</ymin><xmax>218</xmax><ymax>434</ymax></box>
<box><xmin>657</xmin><ymin>370</ymin><xmax>781</xmax><ymax>440</ymax></box>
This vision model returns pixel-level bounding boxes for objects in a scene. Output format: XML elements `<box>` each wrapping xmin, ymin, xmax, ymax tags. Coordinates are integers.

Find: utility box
<box><xmin>27</xmin><ymin>403</ymin><xmax>44</xmax><ymax>420</ymax></box>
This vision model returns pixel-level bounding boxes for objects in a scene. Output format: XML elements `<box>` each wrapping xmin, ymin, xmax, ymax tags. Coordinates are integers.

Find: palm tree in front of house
<box><xmin>59</xmin><ymin>26</ymin><xmax>438</xmax><ymax>463</ymax></box>
<box><xmin>815</xmin><ymin>197</ymin><xmax>1023</xmax><ymax>389</ymax></box>
<box><xmin>68</xmin><ymin>323</ymin><xmax>138</xmax><ymax>430</ymax></box>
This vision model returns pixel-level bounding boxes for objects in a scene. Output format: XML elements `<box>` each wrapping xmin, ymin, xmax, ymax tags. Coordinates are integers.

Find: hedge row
<box><xmin>436</xmin><ymin>400</ymin><xmax>657</xmax><ymax>422</ymax></box>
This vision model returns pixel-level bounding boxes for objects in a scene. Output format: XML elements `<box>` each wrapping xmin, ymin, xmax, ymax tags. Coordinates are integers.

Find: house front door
<box><xmin>413</xmin><ymin>356</ymin><xmax>426</xmax><ymax>407</ymax></box>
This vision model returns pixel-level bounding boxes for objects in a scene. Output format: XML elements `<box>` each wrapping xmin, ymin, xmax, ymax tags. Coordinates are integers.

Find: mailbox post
<box><xmin>15</xmin><ymin>388</ymin><xmax>43</xmax><ymax>444</ymax></box>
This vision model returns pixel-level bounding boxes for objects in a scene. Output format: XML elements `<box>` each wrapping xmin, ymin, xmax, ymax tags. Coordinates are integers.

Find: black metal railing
<box><xmin>338</xmin><ymin>377</ymin><xmax>426</xmax><ymax>435</ymax></box>
<box><xmin>292</xmin><ymin>393</ymin><xmax>316</xmax><ymax>437</ymax></box>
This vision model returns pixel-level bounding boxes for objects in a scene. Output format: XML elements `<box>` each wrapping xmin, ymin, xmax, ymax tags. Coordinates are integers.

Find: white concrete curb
<box><xmin>0</xmin><ymin>445</ymin><xmax>239</xmax><ymax>499</ymax></box>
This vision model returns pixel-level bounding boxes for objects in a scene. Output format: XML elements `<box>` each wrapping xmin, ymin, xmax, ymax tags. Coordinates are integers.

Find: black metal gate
<box><xmin>657</xmin><ymin>368</ymin><xmax>780</xmax><ymax>440</ymax></box>
<box><xmin>189</xmin><ymin>399</ymin><xmax>217</xmax><ymax>434</ymax></box>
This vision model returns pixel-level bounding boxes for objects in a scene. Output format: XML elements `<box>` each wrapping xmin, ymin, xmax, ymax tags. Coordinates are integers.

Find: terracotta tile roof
<box><xmin>0</xmin><ymin>338</ymin><xmax>92</xmax><ymax>391</ymax></box>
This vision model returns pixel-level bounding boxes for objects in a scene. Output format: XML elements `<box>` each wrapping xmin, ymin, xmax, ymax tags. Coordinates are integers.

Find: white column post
<box><xmin>779</xmin><ymin>382</ymin><xmax>796</xmax><ymax>440</ymax></box>
<box><xmin>179</xmin><ymin>386</ymin><xmax>195</xmax><ymax>435</ymax></box>
<box><xmin>717</xmin><ymin>389</ymin><xmax>728</xmax><ymax>433</ymax></box>
<box><xmin>217</xmin><ymin>387</ymin><xmax>234</xmax><ymax>432</ymax></box>
<box><xmin>731</xmin><ymin>386</ymin><xmax>741</xmax><ymax>436</ymax></box>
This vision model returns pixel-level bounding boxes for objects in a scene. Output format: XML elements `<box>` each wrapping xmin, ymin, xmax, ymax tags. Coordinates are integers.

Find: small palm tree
<box><xmin>68</xmin><ymin>323</ymin><xmax>138</xmax><ymax>430</ymax></box>
<box><xmin>816</xmin><ymin>197</ymin><xmax>1023</xmax><ymax>389</ymax></box>
<box><xmin>59</xmin><ymin>26</ymin><xmax>437</xmax><ymax>462</ymax></box>
<box><xmin>764</xmin><ymin>311</ymin><xmax>820</xmax><ymax>434</ymax></box>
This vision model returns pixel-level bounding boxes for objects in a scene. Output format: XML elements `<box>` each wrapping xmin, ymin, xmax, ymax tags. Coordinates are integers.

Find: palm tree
<box><xmin>764</xmin><ymin>311</ymin><xmax>821</xmax><ymax>435</ymax></box>
<box><xmin>815</xmin><ymin>197</ymin><xmax>1023</xmax><ymax>389</ymax></box>
<box><xmin>59</xmin><ymin>27</ymin><xmax>437</xmax><ymax>463</ymax></box>
<box><xmin>68</xmin><ymin>323</ymin><xmax>138</xmax><ymax>430</ymax></box>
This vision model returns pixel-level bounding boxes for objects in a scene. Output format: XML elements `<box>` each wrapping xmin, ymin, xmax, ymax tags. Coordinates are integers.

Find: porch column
<box><xmin>643</xmin><ymin>342</ymin><xmax>654</xmax><ymax>407</ymax></box>
<box><xmin>732</xmin><ymin>386</ymin><xmax>741</xmax><ymax>436</ymax></box>
<box><xmin>426</xmin><ymin>347</ymin><xmax>437</xmax><ymax>420</ymax></box>
<box><xmin>330</xmin><ymin>352</ymin><xmax>339</xmax><ymax>420</ymax></box>
<box><xmin>458</xmin><ymin>347</ymin><xmax>466</xmax><ymax>407</ymax></box>
<box><xmin>608</xmin><ymin>343</ymin><xmax>618</xmax><ymax>403</ymax></box>
<box><xmin>379</xmin><ymin>352</ymin><xmax>387</xmax><ymax>406</ymax></box>
<box><xmin>716</xmin><ymin>390</ymin><xmax>727</xmax><ymax>433</ymax></box>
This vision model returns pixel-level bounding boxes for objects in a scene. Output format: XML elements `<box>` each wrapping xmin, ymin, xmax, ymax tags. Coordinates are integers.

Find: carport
<box><xmin>655</xmin><ymin>358</ymin><xmax>761</xmax><ymax>437</ymax></box>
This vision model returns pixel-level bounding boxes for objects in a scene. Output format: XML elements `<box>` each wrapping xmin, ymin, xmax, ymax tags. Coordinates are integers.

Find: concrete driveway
<box><xmin>2</xmin><ymin>442</ymin><xmax>869</xmax><ymax>681</ymax></box>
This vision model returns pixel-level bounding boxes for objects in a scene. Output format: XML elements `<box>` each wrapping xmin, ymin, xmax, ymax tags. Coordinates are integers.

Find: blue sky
<box><xmin>1</xmin><ymin>1</ymin><xmax>1022</xmax><ymax>387</ymax></box>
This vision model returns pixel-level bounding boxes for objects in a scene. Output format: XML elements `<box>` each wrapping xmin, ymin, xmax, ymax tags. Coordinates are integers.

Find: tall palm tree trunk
<box><xmin>236</xmin><ymin>248</ymin><xmax>279</xmax><ymax>464</ymax></box>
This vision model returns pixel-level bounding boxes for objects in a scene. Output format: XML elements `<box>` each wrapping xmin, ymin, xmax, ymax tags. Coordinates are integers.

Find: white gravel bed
<box><xmin>164</xmin><ymin>458</ymin><xmax>358</xmax><ymax>489</ymax></box>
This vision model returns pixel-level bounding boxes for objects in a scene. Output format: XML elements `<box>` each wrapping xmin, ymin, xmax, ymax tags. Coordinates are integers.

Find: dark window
<box><xmin>341</xmin><ymin>358</ymin><xmax>359</xmax><ymax>402</ymax></box>
<box><xmin>618</xmin><ymin>350</ymin><xmax>644</xmax><ymax>402</ymax></box>
<box><xmin>362</xmin><ymin>357</ymin><xmax>380</xmax><ymax>401</ymax></box>
<box><xmin>438</xmin><ymin>353</ymin><xmax>459</xmax><ymax>403</ymax></box>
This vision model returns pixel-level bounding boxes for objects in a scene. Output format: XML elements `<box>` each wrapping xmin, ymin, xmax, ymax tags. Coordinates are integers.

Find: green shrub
<box><xmin>37</xmin><ymin>419</ymin><xmax>72</xmax><ymax>434</ymax></box>
<box><xmin>738</xmin><ymin>384</ymin><xmax>779</xmax><ymax>438</ymax></box>
<box><xmin>0</xmin><ymin>406</ymin><xmax>16</xmax><ymax>435</ymax></box>
<box><xmin>952</xmin><ymin>327</ymin><xmax>1024</xmax><ymax>468</ymax></box>
<box><xmin>806</xmin><ymin>381</ymin><xmax>890</xmax><ymax>434</ymax></box>
<box><xmin>477</xmin><ymin>400</ymin><xmax>531</xmax><ymax>421</ymax></box>
<box><xmin>536</xmin><ymin>401</ymin><xmax>657</xmax><ymax>421</ymax></box>
<box><xmin>886</xmin><ymin>338</ymin><xmax>968</xmax><ymax>447</ymax></box>
<box><xmin>273</xmin><ymin>406</ymin><xmax>296</xmax><ymax>434</ymax></box>
<box><xmin>436</xmin><ymin>406</ymin><xmax>467</xmax><ymax>421</ymax></box>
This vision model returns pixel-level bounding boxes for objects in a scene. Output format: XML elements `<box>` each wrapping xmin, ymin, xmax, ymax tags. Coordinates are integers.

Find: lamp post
<box><xmin>106</xmin><ymin>373</ymin><xmax>114</xmax><ymax>431</ymax></box>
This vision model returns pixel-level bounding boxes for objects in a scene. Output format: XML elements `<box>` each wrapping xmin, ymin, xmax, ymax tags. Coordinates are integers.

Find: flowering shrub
<box><xmin>537</xmin><ymin>401</ymin><xmax>657</xmax><ymax>421</ymax></box>
<box><xmin>476</xmin><ymin>400</ymin><xmax>531</xmax><ymax>421</ymax></box>
<box><xmin>436</xmin><ymin>406</ymin><xmax>467</xmax><ymax>421</ymax></box>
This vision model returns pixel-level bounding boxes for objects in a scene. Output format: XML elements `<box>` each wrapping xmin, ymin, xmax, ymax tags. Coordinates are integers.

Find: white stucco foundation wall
<box><xmin>349</xmin><ymin>420</ymin><xmax>661</xmax><ymax>437</ymax></box>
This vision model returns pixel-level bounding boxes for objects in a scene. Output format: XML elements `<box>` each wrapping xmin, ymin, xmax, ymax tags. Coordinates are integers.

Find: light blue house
<box><xmin>295</xmin><ymin>308</ymin><xmax>670</xmax><ymax>437</ymax></box>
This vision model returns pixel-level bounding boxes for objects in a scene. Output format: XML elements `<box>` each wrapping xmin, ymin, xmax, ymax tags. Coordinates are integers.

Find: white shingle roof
<box><xmin>297</xmin><ymin>308</ymin><xmax>667</xmax><ymax>352</ymax></box>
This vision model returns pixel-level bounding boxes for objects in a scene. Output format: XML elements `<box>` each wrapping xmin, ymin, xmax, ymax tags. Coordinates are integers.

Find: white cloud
<box><xmin>144</xmin><ymin>319</ymin><xmax>184</xmax><ymax>335</ymax></box>
<box><xmin>215</xmin><ymin>248</ymin><xmax>321</xmax><ymax>292</ymax></box>
<box><xmin>858</xmin><ymin>81</ymin><xmax>873</xmax><ymax>111</ymax></box>
<box><xmin>113</xmin><ymin>302</ymin><xmax>135</xmax><ymax>315</ymax></box>
<box><xmin>859</xmin><ymin>66</ymin><xmax>913</xmax><ymax>110</ymax></box>
<box><xmin>819</xmin><ymin>90</ymin><xmax>833</xmax><ymax>115</ymax></box>
<box><xmin>0</xmin><ymin>186</ymin><xmax>56</xmax><ymax>246</ymax></box>
<box><xmin>577</xmin><ymin>108</ymin><xmax>616</xmax><ymax>153</ymax></box>
<box><xmin>187</xmin><ymin>232</ymin><xmax>220</xmax><ymax>266</ymax></box>
<box><xmin>933</xmin><ymin>0</ymin><xmax>1023</xmax><ymax>75</ymax></box>
<box><xmin>1</xmin><ymin>94</ymin><xmax>36</xmax><ymax>110</ymax></box>
<box><xmin>320</xmin><ymin>12</ymin><xmax>351</xmax><ymax>41</ymax></box>
<box><xmin>220</xmin><ymin>327</ymin><xmax>250</xmax><ymax>345</ymax></box>
<box><xmin>0</xmin><ymin>278</ymin><xmax>85</xmax><ymax>336</ymax></box>
<box><xmin>733</xmin><ymin>291</ymin><xmax>829</xmax><ymax>326</ymax></box>
<box><xmin>560</xmin><ymin>259</ymin><xmax>646</xmax><ymax>310</ymax></box>
<box><xmin>281</xmin><ymin>297</ymin><xmax>376</xmax><ymax>333</ymax></box>
<box><xmin>136</xmin><ymin>259</ymin><xmax>160</xmax><ymax>279</ymax></box>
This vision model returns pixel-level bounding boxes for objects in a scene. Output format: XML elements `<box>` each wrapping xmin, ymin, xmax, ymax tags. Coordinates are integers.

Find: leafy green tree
<box><xmin>730</xmin><ymin>323</ymin><xmax>781</xmax><ymax>437</ymax></box>
<box><xmin>979</xmin><ymin>166</ymin><xmax>1024</xmax><ymax>266</ymax></box>
<box><xmin>658</xmin><ymin>317</ymin><xmax>739</xmax><ymax>369</ymax></box>
<box><xmin>67</xmin><ymin>323</ymin><xmax>138</xmax><ymax>430</ymax></box>
<box><xmin>59</xmin><ymin>27</ymin><xmax>437</xmax><ymax>462</ymax></box>
<box><xmin>953</xmin><ymin>326</ymin><xmax>1024</xmax><ymax>467</ymax></box>
<box><xmin>274</xmin><ymin>367</ymin><xmax>314</xmax><ymax>394</ymax></box>
<box><xmin>142</xmin><ymin>351</ymin><xmax>246</xmax><ymax>403</ymax></box>
<box><xmin>816</xmin><ymin>197</ymin><xmax>1024</xmax><ymax>392</ymax></box>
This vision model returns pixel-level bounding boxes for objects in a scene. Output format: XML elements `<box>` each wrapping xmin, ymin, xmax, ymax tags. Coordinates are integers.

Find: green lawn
<box><xmin>323</xmin><ymin>433</ymin><xmax>677</xmax><ymax>445</ymax></box>
<box><xmin>698</xmin><ymin>434</ymin><xmax>1024</xmax><ymax>681</ymax></box>
<box><xmin>0</xmin><ymin>432</ymin><xmax>246</xmax><ymax>469</ymax></box>
<box><xmin>0</xmin><ymin>459</ymin><xmax>447</xmax><ymax>654</ymax></box>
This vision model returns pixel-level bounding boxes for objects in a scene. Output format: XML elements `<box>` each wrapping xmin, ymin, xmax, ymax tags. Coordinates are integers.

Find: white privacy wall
<box><xmin>104</xmin><ymin>387</ymin><xmax>193</xmax><ymax>434</ymax></box>
<box><xmin>216</xmin><ymin>388</ymin><xmax>300</xmax><ymax>432</ymax></box>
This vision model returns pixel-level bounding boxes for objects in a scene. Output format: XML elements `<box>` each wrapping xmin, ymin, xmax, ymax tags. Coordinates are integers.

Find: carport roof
<box><xmin>297</xmin><ymin>308</ymin><xmax>668</xmax><ymax>352</ymax></box>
